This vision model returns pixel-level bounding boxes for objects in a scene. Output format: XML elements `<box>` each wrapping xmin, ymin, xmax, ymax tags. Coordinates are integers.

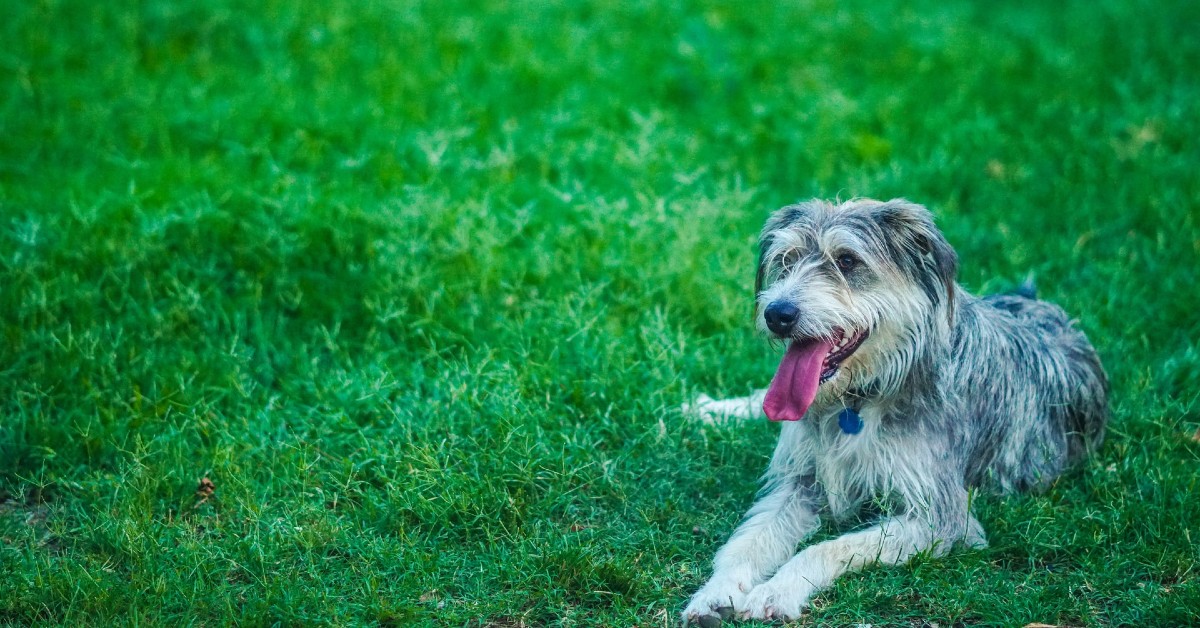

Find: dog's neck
<box><xmin>822</xmin><ymin>343</ymin><xmax>951</xmax><ymax>426</ymax></box>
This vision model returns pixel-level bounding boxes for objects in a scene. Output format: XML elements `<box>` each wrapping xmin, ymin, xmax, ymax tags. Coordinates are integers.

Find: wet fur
<box><xmin>682</xmin><ymin>199</ymin><xmax>1108</xmax><ymax>623</ymax></box>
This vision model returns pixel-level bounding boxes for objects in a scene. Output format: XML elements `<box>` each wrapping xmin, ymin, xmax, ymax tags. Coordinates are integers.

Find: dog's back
<box><xmin>954</xmin><ymin>291</ymin><xmax>1108</xmax><ymax>492</ymax></box>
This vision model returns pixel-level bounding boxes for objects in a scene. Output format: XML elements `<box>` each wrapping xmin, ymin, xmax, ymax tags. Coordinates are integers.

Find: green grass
<box><xmin>2</xmin><ymin>0</ymin><xmax>1198</xmax><ymax>625</ymax></box>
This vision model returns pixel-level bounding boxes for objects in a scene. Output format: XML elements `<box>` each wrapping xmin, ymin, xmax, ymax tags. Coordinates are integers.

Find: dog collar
<box><xmin>838</xmin><ymin>408</ymin><xmax>864</xmax><ymax>435</ymax></box>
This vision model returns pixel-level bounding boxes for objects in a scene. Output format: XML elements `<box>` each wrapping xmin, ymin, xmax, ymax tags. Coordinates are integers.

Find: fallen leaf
<box><xmin>194</xmin><ymin>477</ymin><xmax>216</xmax><ymax>507</ymax></box>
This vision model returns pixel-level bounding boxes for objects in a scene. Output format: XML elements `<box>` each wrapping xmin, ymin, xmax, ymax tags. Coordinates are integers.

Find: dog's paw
<box><xmin>681</xmin><ymin>393</ymin><xmax>761</xmax><ymax>424</ymax></box>
<box><xmin>738</xmin><ymin>579</ymin><xmax>814</xmax><ymax>622</ymax></box>
<box><xmin>681</xmin><ymin>577</ymin><xmax>751</xmax><ymax>625</ymax></box>
<box><xmin>961</xmin><ymin>516</ymin><xmax>989</xmax><ymax>550</ymax></box>
<box><xmin>679</xmin><ymin>393</ymin><xmax>716</xmax><ymax>421</ymax></box>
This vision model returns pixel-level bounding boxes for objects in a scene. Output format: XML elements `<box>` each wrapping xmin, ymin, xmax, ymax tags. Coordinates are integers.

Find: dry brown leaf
<box><xmin>194</xmin><ymin>477</ymin><xmax>216</xmax><ymax>506</ymax></box>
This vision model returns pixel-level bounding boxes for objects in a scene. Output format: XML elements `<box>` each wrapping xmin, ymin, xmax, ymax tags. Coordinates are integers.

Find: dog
<box><xmin>681</xmin><ymin>198</ymin><xmax>1107</xmax><ymax>624</ymax></box>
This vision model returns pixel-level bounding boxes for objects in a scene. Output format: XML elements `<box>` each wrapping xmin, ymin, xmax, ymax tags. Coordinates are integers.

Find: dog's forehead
<box><xmin>767</xmin><ymin>202</ymin><xmax>886</xmax><ymax>253</ymax></box>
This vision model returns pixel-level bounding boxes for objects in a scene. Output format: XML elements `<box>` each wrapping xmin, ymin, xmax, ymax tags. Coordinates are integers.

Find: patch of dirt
<box><xmin>0</xmin><ymin>492</ymin><xmax>60</xmax><ymax>552</ymax></box>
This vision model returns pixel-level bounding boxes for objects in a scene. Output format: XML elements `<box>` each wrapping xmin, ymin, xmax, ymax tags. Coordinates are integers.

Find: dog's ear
<box><xmin>754</xmin><ymin>232</ymin><xmax>772</xmax><ymax>298</ymax></box>
<box><xmin>755</xmin><ymin>204</ymin><xmax>809</xmax><ymax>298</ymax></box>
<box><xmin>753</xmin><ymin>232</ymin><xmax>777</xmax><ymax>321</ymax></box>
<box><xmin>874</xmin><ymin>200</ymin><xmax>958</xmax><ymax>315</ymax></box>
<box><xmin>913</xmin><ymin>229</ymin><xmax>958</xmax><ymax>293</ymax></box>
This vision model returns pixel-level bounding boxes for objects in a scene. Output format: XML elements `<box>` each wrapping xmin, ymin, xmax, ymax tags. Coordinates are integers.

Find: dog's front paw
<box><xmin>739</xmin><ymin>579</ymin><xmax>814</xmax><ymax>622</ymax></box>
<box><xmin>681</xmin><ymin>576</ymin><xmax>751</xmax><ymax>625</ymax></box>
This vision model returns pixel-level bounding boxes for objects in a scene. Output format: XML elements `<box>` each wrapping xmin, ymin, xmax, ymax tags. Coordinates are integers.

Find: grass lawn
<box><xmin>2</xmin><ymin>0</ymin><xmax>1198</xmax><ymax>625</ymax></box>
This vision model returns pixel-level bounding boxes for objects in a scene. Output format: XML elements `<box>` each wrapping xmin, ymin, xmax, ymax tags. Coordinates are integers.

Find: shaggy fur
<box><xmin>682</xmin><ymin>199</ymin><xmax>1107</xmax><ymax>623</ymax></box>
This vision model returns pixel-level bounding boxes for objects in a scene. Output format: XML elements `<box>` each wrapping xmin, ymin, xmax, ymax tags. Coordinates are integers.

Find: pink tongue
<box><xmin>763</xmin><ymin>339</ymin><xmax>832</xmax><ymax>421</ymax></box>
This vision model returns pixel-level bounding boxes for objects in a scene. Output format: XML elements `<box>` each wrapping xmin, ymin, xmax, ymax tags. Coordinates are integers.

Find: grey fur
<box><xmin>682</xmin><ymin>198</ymin><xmax>1107</xmax><ymax>623</ymax></box>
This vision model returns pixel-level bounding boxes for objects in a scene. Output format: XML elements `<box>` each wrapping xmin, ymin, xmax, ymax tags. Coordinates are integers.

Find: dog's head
<box><xmin>754</xmin><ymin>198</ymin><xmax>957</xmax><ymax>421</ymax></box>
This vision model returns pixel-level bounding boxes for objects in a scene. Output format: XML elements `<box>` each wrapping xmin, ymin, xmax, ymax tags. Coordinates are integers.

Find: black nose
<box><xmin>763</xmin><ymin>301</ymin><xmax>800</xmax><ymax>336</ymax></box>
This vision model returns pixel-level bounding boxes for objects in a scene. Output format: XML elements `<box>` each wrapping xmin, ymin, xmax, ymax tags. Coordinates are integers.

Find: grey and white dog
<box><xmin>682</xmin><ymin>198</ymin><xmax>1107</xmax><ymax>624</ymax></box>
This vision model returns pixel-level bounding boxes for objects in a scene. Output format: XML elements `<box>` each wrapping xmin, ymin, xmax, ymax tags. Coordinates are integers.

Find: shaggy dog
<box><xmin>682</xmin><ymin>199</ymin><xmax>1107</xmax><ymax>623</ymax></box>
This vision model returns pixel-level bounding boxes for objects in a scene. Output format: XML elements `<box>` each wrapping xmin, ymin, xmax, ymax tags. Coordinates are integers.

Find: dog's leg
<box><xmin>682</xmin><ymin>476</ymin><xmax>821</xmax><ymax>624</ymax></box>
<box><xmin>738</xmin><ymin>515</ymin><xmax>938</xmax><ymax>620</ymax></box>
<box><xmin>962</xmin><ymin>512</ymin><xmax>988</xmax><ymax>549</ymax></box>
<box><xmin>740</xmin><ymin>490</ymin><xmax>979</xmax><ymax>621</ymax></box>
<box><xmin>681</xmin><ymin>390</ymin><xmax>767</xmax><ymax>423</ymax></box>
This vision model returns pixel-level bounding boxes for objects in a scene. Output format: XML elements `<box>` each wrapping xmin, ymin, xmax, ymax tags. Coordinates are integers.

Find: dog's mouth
<box><xmin>762</xmin><ymin>327</ymin><xmax>869</xmax><ymax>422</ymax></box>
<box><xmin>821</xmin><ymin>328</ymin><xmax>868</xmax><ymax>382</ymax></box>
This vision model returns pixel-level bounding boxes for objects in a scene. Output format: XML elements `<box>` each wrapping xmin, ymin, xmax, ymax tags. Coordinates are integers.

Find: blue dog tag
<box><xmin>838</xmin><ymin>408</ymin><xmax>863</xmax><ymax>435</ymax></box>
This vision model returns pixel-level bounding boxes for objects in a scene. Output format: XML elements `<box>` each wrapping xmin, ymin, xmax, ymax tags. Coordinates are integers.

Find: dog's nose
<box><xmin>763</xmin><ymin>301</ymin><xmax>800</xmax><ymax>336</ymax></box>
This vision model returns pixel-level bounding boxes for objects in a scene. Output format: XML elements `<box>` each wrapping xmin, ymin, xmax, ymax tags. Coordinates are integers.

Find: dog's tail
<box><xmin>1012</xmin><ymin>274</ymin><xmax>1037</xmax><ymax>300</ymax></box>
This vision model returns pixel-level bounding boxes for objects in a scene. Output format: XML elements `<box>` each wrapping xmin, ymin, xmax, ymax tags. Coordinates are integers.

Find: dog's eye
<box><xmin>782</xmin><ymin>249</ymin><xmax>800</xmax><ymax>269</ymax></box>
<box><xmin>835</xmin><ymin>253</ymin><xmax>859</xmax><ymax>272</ymax></box>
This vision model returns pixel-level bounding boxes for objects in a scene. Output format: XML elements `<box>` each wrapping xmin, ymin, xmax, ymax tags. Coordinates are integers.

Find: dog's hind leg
<box><xmin>681</xmin><ymin>390</ymin><xmax>767</xmax><ymax>423</ymax></box>
<box><xmin>962</xmin><ymin>513</ymin><xmax>988</xmax><ymax>549</ymax></box>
